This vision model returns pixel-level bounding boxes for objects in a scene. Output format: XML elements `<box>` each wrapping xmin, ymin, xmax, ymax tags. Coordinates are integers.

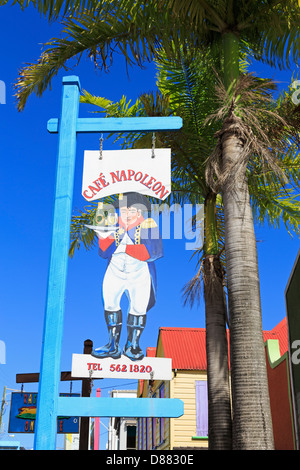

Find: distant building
<box><xmin>285</xmin><ymin>248</ymin><xmax>300</xmax><ymax>449</ymax></box>
<box><xmin>264</xmin><ymin>318</ymin><xmax>295</xmax><ymax>449</ymax></box>
<box><xmin>64</xmin><ymin>433</ymin><xmax>79</xmax><ymax>450</ymax></box>
<box><xmin>108</xmin><ymin>390</ymin><xmax>137</xmax><ymax>450</ymax></box>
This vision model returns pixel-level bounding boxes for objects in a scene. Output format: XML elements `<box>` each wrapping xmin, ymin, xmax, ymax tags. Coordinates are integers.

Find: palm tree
<box><xmin>160</xmin><ymin>2</ymin><xmax>300</xmax><ymax>450</ymax></box>
<box><xmin>4</xmin><ymin>0</ymin><xmax>300</xmax><ymax>448</ymax></box>
<box><xmin>205</xmin><ymin>71</ymin><xmax>300</xmax><ymax>449</ymax></box>
<box><xmin>71</xmin><ymin>50</ymin><xmax>233</xmax><ymax>450</ymax></box>
<box><xmin>157</xmin><ymin>50</ymin><xmax>232</xmax><ymax>449</ymax></box>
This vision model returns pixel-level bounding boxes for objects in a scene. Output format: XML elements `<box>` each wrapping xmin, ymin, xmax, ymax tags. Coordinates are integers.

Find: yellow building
<box><xmin>136</xmin><ymin>327</ymin><xmax>209</xmax><ymax>450</ymax></box>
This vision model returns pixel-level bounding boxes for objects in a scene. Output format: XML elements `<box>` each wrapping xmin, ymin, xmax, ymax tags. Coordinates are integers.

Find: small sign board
<box><xmin>82</xmin><ymin>148</ymin><xmax>171</xmax><ymax>201</ymax></box>
<box><xmin>72</xmin><ymin>354</ymin><xmax>172</xmax><ymax>381</ymax></box>
<box><xmin>8</xmin><ymin>392</ymin><xmax>80</xmax><ymax>434</ymax></box>
<box><xmin>285</xmin><ymin>248</ymin><xmax>300</xmax><ymax>444</ymax></box>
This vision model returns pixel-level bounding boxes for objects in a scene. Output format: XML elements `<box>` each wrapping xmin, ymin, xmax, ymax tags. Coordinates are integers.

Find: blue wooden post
<box><xmin>34</xmin><ymin>77</ymin><xmax>80</xmax><ymax>450</ymax></box>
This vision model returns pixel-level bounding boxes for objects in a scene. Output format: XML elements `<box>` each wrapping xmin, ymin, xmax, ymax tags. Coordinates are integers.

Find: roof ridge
<box><xmin>158</xmin><ymin>318</ymin><xmax>287</xmax><ymax>370</ymax></box>
<box><xmin>270</xmin><ymin>316</ymin><xmax>287</xmax><ymax>332</ymax></box>
<box><xmin>159</xmin><ymin>326</ymin><xmax>206</xmax><ymax>331</ymax></box>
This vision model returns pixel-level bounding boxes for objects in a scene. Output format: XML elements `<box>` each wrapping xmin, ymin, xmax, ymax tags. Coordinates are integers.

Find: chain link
<box><xmin>151</xmin><ymin>132</ymin><xmax>156</xmax><ymax>158</ymax></box>
<box><xmin>99</xmin><ymin>133</ymin><xmax>103</xmax><ymax>160</ymax></box>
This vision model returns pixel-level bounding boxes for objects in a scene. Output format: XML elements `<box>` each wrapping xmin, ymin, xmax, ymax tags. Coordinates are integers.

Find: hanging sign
<box><xmin>82</xmin><ymin>148</ymin><xmax>171</xmax><ymax>201</ymax></box>
<box><xmin>81</xmin><ymin>147</ymin><xmax>169</xmax><ymax>366</ymax></box>
<box><xmin>87</xmin><ymin>191</ymin><xmax>164</xmax><ymax>363</ymax></box>
<box><xmin>8</xmin><ymin>392</ymin><xmax>80</xmax><ymax>434</ymax></box>
<box><xmin>71</xmin><ymin>354</ymin><xmax>172</xmax><ymax>381</ymax></box>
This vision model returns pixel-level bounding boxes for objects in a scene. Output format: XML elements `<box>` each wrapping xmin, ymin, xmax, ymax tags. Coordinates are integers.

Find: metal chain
<box><xmin>151</xmin><ymin>132</ymin><xmax>156</xmax><ymax>158</ymax></box>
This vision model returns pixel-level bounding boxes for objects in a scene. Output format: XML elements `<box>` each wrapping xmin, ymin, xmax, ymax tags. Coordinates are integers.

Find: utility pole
<box><xmin>0</xmin><ymin>386</ymin><xmax>6</xmax><ymax>433</ymax></box>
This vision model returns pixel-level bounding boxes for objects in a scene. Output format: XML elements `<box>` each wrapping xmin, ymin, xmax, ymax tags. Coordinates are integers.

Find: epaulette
<box><xmin>141</xmin><ymin>218</ymin><xmax>158</xmax><ymax>229</ymax></box>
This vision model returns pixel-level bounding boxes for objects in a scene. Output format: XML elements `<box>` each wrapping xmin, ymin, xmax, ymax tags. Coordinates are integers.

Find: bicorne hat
<box><xmin>116</xmin><ymin>192</ymin><xmax>152</xmax><ymax>211</ymax></box>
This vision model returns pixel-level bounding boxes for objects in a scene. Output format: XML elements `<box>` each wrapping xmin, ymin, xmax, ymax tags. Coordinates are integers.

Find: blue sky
<box><xmin>0</xmin><ymin>5</ymin><xmax>300</xmax><ymax>450</ymax></box>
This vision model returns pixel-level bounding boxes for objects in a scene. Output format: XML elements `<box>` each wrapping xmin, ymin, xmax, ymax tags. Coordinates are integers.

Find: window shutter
<box><xmin>137</xmin><ymin>419</ymin><xmax>140</xmax><ymax>449</ymax></box>
<box><xmin>141</xmin><ymin>418</ymin><xmax>144</xmax><ymax>449</ymax></box>
<box><xmin>195</xmin><ymin>381</ymin><xmax>208</xmax><ymax>437</ymax></box>
<box><xmin>146</xmin><ymin>417</ymin><xmax>149</xmax><ymax>449</ymax></box>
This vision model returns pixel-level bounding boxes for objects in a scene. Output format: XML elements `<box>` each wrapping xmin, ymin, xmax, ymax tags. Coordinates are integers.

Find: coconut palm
<box><xmin>161</xmin><ymin>2</ymin><xmax>300</xmax><ymax>450</ymax></box>
<box><xmin>204</xmin><ymin>71</ymin><xmax>299</xmax><ymax>449</ymax></box>
<box><xmin>4</xmin><ymin>0</ymin><xmax>300</xmax><ymax>449</ymax></box>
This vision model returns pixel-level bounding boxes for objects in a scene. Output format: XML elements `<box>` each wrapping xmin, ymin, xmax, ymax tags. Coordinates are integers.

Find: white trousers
<box><xmin>102</xmin><ymin>252</ymin><xmax>151</xmax><ymax>315</ymax></box>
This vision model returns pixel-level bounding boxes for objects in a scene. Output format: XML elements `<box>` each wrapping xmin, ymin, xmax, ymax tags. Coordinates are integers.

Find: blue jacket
<box><xmin>98</xmin><ymin>216</ymin><xmax>163</xmax><ymax>312</ymax></box>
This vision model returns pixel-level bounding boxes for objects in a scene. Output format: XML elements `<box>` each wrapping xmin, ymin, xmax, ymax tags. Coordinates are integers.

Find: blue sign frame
<box><xmin>9</xmin><ymin>392</ymin><xmax>80</xmax><ymax>434</ymax></box>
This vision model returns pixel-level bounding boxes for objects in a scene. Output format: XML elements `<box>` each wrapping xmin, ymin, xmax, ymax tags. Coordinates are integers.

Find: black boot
<box><xmin>92</xmin><ymin>310</ymin><xmax>122</xmax><ymax>359</ymax></box>
<box><xmin>123</xmin><ymin>313</ymin><xmax>146</xmax><ymax>361</ymax></box>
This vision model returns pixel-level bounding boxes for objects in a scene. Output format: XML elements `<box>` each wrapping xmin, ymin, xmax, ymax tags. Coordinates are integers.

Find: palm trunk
<box><xmin>220</xmin><ymin>32</ymin><xmax>274</xmax><ymax>450</ymax></box>
<box><xmin>222</xmin><ymin>32</ymin><xmax>239</xmax><ymax>92</ymax></box>
<box><xmin>220</xmin><ymin>117</ymin><xmax>274</xmax><ymax>449</ymax></box>
<box><xmin>204</xmin><ymin>192</ymin><xmax>232</xmax><ymax>450</ymax></box>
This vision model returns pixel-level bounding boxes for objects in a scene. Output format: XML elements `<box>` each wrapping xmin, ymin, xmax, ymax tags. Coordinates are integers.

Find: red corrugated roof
<box><xmin>158</xmin><ymin>318</ymin><xmax>288</xmax><ymax>371</ymax></box>
<box><xmin>146</xmin><ymin>347</ymin><xmax>157</xmax><ymax>357</ymax></box>
<box><xmin>159</xmin><ymin>327</ymin><xmax>207</xmax><ymax>370</ymax></box>
<box><xmin>262</xmin><ymin>317</ymin><xmax>288</xmax><ymax>356</ymax></box>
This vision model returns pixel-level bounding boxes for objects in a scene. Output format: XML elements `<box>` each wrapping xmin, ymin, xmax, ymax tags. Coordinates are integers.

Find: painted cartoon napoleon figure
<box><xmin>91</xmin><ymin>192</ymin><xmax>163</xmax><ymax>361</ymax></box>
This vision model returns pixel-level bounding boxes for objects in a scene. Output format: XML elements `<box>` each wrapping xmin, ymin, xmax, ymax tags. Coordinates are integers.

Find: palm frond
<box><xmin>251</xmin><ymin>187</ymin><xmax>300</xmax><ymax>237</ymax></box>
<box><xmin>205</xmin><ymin>72</ymin><xmax>291</xmax><ymax>192</ymax></box>
<box><xmin>8</xmin><ymin>0</ymin><xmax>300</xmax><ymax>111</ymax></box>
<box><xmin>248</xmin><ymin>4</ymin><xmax>300</xmax><ymax>70</ymax></box>
<box><xmin>182</xmin><ymin>260</ymin><xmax>204</xmax><ymax>308</ymax></box>
<box><xmin>69</xmin><ymin>202</ymin><xmax>98</xmax><ymax>258</ymax></box>
<box><xmin>14</xmin><ymin>8</ymin><xmax>156</xmax><ymax>110</ymax></box>
<box><xmin>182</xmin><ymin>193</ymin><xmax>226</xmax><ymax>308</ymax></box>
<box><xmin>14</xmin><ymin>3</ymin><xmax>199</xmax><ymax>110</ymax></box>
<box><xmin>0</xmin><ymin>0</ymin><xmax>102</xmax><ymax>19</ymax></box>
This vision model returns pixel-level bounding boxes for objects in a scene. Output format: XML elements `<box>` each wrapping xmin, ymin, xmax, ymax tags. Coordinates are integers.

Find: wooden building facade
<box><xmin>136</xmin><ymin>319</ymin><xmax>296</xmax><ymax>450</ymax></box>
<box><xmin>136</xmin><ymin>328</ymin><xmax>209</xmax><ymax>450</ymax></box>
